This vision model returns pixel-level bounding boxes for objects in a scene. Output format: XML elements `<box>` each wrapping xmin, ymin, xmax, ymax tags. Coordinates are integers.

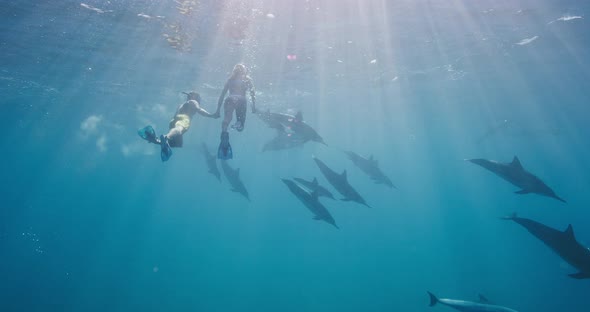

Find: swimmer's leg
<box><xmin>233</xmin><ymin>98</ymin><xmax>247</xmax><ymax>132</ymax></box>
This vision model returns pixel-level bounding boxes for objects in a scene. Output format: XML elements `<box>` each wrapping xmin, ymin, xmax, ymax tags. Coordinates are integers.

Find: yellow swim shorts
<box><xmin>169</xmin><ymin>114</ymin><xmax>191</xmax><ymax>133</ymax></box>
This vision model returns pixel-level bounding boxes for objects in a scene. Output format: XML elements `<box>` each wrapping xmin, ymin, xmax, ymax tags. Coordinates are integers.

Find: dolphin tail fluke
<box><xmin>500</xmin><ymin>213</ymin><xmax>517</xmax><ymax>220</ymax></box>
<box><xmin>333</xmin><ymin>224</ymin><xmax>340</xmax><ymax>230</ymax></box>
<box><xmin>568</xmin><ymin>272</ymin><xmax>590</xmax><ymax>279</ymax></box>
<box><xmin>427</xmin><ymin>292</ymin><xmax>438</xmax><ymax>307</ymax></box>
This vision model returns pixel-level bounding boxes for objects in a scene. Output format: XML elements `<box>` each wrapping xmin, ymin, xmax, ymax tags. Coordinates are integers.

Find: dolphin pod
<box><xmin>466</xmin><ymin>156</ymin><xmax>566</xmax><ymax>203</ymax></box>
<box><xmin>427</xmin><ymin>292</ymin><xmax>519</xmax><ymax>312</ymax></box>
<box><xmin>281</xmin><ymin>178</ymin><xmax>338</xmax><ymax>229</ymax></box>
<box><xmin>502</xmin><ymin>213</ymin><xmax>590</xmax><ymax>279</ymax></box>
<box><xmin>345</xmin><ymin>151</ymin><xmax>396</xmax><ymax>189</ymax></box>
<box><xmin>313</xmin><ymin>156</ymin><xmax>371</xmax><ymax>208</ymax></box>
<box><xmin>220</xmin><ymin>160</ymin><xmax>250</xmax><ymax>201</ymax></box>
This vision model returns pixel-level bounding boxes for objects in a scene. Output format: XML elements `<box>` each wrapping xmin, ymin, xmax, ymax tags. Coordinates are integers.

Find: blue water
<box><xmin>1</xmin><ymin>0</ymin><xmax>589</xmax><ymax>311</ymax></box>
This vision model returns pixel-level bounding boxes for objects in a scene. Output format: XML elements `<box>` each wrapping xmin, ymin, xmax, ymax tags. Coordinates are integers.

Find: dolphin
<box><xmin>281</xmin><ymin>178</ymin><xmax>338</xmax><ymax>229</ymax></box>
<box><xmin>345</xmin><ymin>151</ymin><xmax>396</xmax><ymax>189</ymax></box>
<box><xmin>427</xmin><ymin>292</ymin><xmax>518</xmax><ymax>312</ymax></box>
<box><xmin>293</xmin><ymin>177</ymin><xmax>335</xmax><ymax>200</ymax></box>
<box><xmin>201</xmin><ymin>143</ymin><xmax>221</xmax><ymax>182</ymax></box>
<box><xmin>466</xmin><ymin>156</ymin><xmax>565</xmax><ymax>203</ymax></box>
<box><xmin>257</xmin><ymin>110</ymin><xmax>327</xmax><ymax>146</ymax></box>
<box><xmin>502</xmin><ymin>213</ymin><xmax>590</xmax><ymax>279</ymax></box>
<box><xmin>313</xmin><ymin>156</ymin><xmax>371</xmax><ymax>208</ymax></box>
<box><xmin>262</xmin><ymin>131</ymin><xmax>306</xmax><ymax>152</ymax></box>
<box><xmin>220</xmin><ymin>160</ymin><xmax>250</xmax><ymax>201</ymax></box>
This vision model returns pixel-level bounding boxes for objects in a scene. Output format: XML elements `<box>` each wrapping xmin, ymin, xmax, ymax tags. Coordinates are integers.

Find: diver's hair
<box><xmin>232</xmin><ymin>63</ymin><xmax>247</xmax><ymax>77</ymax></box>
<box><xmin>184</xmin><ymin>91</ymin><xmax>201</xmax><ymax>102</ymax></box>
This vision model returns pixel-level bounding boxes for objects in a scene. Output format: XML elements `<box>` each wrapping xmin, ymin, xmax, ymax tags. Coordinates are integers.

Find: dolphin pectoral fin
<box><xmin>515</xmin><ymin>189</ymin><xmax>530</xmax><ymax>194</ymax></box>
<box><xmin>568</xmin><ymin>272</ymin><xmax>590</xmax><ymax>279</ymax></box>
<box><xmin>427</xmin><ymin>292</ymin><xmax>438</xmax><ymax>307</ymax></box>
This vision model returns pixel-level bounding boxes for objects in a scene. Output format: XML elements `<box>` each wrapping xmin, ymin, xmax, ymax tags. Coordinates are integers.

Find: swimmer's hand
<box><xmin>212</xmin><ymin>111</ymin><xmax>220</xmax><ymax>119</ymax></box>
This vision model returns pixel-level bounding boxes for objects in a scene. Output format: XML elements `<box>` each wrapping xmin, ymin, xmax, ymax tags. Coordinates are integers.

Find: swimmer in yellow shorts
<box><xmin>138</xmin><ymin>91</ymin><xmax>217</xmax><ymax>161</ymax></box>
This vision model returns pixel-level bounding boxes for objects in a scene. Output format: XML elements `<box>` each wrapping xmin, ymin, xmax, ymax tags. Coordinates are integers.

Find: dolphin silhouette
<box><xmin>502</xmin><ymin>213</ymin><xmax>590</xmax><ymax>279</ymax></box>
<box><xmin>427</xmin><ymin>292</ymin><xmax>518</xmax><ymax>312</ymax></box>
<box><xmin>282</xmin><ymin>178</ymin><xmax>338</xmax><ymax>229</ymax></box>
<box><xmin>313</xmin><ymin>156</ymin><xmax>371</xmax><ymax>208</ymax></box>
<box><xmin>345</xmin><ymin>151</ymin><xmax>396</xmax><ymax>189</ymax></box>
<box><xmin>220</xmin><ymin>160</ymin><xmax>250</xmax><ymax>201</ymax></box>
<box><xmin>257</xmin><ymin>110</ymin><xmax>326</xmax><ymax>146</ymax></box>
<box><xmin>293</xmin><ymin>177</ymin><xmax>335</xmax><ymax>200</ymax></box>
<box><xmin>466</xmin><ymin>156</ymin><xmax>565</xmax><ymax>203</ymax></box>
<box><xmin>201</xmin><ymin>143</ymin><xmax>221</xmax><ymax>182</ymax></box>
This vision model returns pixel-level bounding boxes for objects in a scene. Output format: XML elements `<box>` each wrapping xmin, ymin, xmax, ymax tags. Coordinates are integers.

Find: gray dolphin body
<box><xmin>502</xmin><ymin>213</ymin><xmax>590</xmax><ymax>279</ymax></box>
<box><xmin>345</xmin><ymin>151</ymin><xmax>395</xmax><ymax>189</ymax></box>
<box><xmin>313</xmin><ymin>156</ymin><xmax>371</xmax><ymax>208</ymax></box>
<box><xmin>201</xmin><ymin>143</ymin><xmax>221</xmax><ymax>182</ymax></box>
<box><xmin>220</xmin><ymin>160</ymin><xmax>250</xmax><ymax>201</ymax></box>
<box><xmin>293</xmin><ymin>177</ymin><xmax>335</xmax><ymax>200</ymax></box>
<box><xmin>427</xmin><ymin>292</ymin><xmax>518</xmax><ymax>312</ymax></box>
<box><xmin>466</xmin><ymin>156</ymin><xmax>565</xmax><ymax>203</ymax></box>
<box><xmin>262</xmin><ymin>131</ymin><xmax>306</xmax><ymax>152</ymax></box>
<box><xmin>281</xmin><ymin>178</ymin><xmax>338</xmax><ymax>229</ymax></box>
<box><xmin>257</xmin><ymin>110</ymin><xmax>326</xmax><ymax>146</ymax></box>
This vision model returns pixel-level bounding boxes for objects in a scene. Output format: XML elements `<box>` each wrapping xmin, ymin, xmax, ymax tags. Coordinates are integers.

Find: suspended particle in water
<box><xmin>266</xmin><ymin>13</ymin><xmax>275</xmax><ymax>19</ymax></box>
<box><xmin>286</xmin><ymin>54</ymin><xmax>297</xmax><ymax>61</ymax></box>
<box><xmin>153</xmin><ymin>266</ymin><xmax>159</xmax><ymax>273</ymax></box>
<box><xmin>369</xmin><ymin>59</ymin><xmax>377</xmax><ymax>64</ymax></box>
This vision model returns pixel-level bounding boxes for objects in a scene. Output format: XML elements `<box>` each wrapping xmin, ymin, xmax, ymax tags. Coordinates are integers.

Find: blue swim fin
<box><xmin>138</xmin><ymin>125</ymin><xmax>159</xmax><ymax>144</ymax></box>
<box><xmin>160</xmin><ymin>135</ymin><xmax>172</xmax><ymax>161</ymax></box>
<box><xmin>218</xmin><ymin>131</ymin><xmax>233</xmax><ymax>160</ymax></box>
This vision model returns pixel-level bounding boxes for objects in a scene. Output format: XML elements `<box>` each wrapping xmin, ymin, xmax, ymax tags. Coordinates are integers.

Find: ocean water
<box><xmin>1</xmin><ymin>0</ymin><xmax>589</xmax><ymax>311</ymax></box>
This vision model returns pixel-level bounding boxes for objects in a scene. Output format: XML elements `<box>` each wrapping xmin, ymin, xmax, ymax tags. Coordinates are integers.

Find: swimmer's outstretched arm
<box><xmin>215</xmin><ymin>81</ymin><xmax>229</xmax><ymax>117</ymax></box>
<box><xmin>195</xmin><ymin>101</ymin><xmax>216</xmax><ymax>118</ymax></box>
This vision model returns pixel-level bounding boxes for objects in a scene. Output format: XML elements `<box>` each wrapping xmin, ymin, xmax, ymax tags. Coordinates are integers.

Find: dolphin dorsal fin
<box><xmin>511</xmin><ymin>156</ymin><xmax>523</xmax><ymax>169</ymax></box>
<box><xmin>564</xmin><ymin>224</ymin><xmax>575</xmax><ymax>238</ymax></box>
<box><xmin>312</xmin><ymin>177</ymin><xmax>318</xmax><ymax>186</ymax></box>
<box><xmin>342</xmin><ymin>170</ymin><xmax>348</xmax><ymax>180</ymax></box>
<box><xmin>478</xmin><ymin>294</ymin><xmax>491</xmax><ymax>304</ymax></box>
<box><xmin>295</xmin><ymin>111</ymin><xmax>303</xmax><ymax>121</ymax></box>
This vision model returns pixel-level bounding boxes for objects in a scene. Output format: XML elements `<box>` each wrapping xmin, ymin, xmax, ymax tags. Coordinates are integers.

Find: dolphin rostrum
<box><xmin>220</xmin><ymin>160</ymin><xmax>250</xmax><ymax>201</ymax></box>
<box><xmin>345</xmin><ymin>151</ymin><xmax>396</xmax><ymax>189</ymax></box>
<box><xmin>313</xmin><ymin>156</ymin><xmax>371</xmax><ymax>208</ymax></box>
<box><xmin>502</xmin><ymin>213</ymin><xmax>590</xmax><ymax>279</ymax></box>
<box><xmin>466</xmin><ymin>156</ymin><xmax>565</xmax><ymax>203</ymax></box>
<box><xmin>427</xmin><ymin>292</ymin><xmax>518</xmax><ymax>312</ymax></box>
<box><xmin>281</xmin><ymin>178</ymin><xmax>338</xmax><ymax>229</ymax></box>
<box><xmin>293</xmin><ymin>177</ymin><xmax>335</xmax><ymax>200</ymax></box>
<box><xmin>201</xmin><ymin>142</ymin><xmax>221</xmax><ymax>182</ymax></box>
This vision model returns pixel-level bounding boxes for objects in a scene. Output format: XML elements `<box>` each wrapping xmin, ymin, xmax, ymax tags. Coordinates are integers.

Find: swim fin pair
<box><xmin>138</xmin><ymin>125</ymin><xmax>172</xmax><ymax>162</ymax></box>
<box><xmin>217</xmin><ymin>131</ymin><xmax>233</xmax><ymax>160</ymax></box>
